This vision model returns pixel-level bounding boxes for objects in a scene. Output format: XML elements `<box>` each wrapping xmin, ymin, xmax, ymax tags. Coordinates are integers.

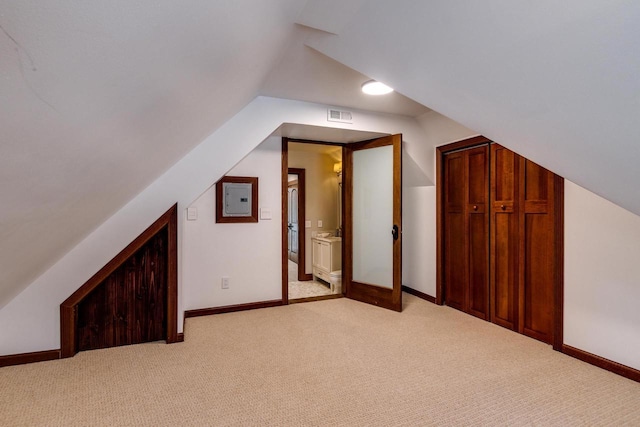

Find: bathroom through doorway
<box><xmin>284</xmin><ymin>140</ymin><xmax>344</xmax><ymax>302</ymax></box>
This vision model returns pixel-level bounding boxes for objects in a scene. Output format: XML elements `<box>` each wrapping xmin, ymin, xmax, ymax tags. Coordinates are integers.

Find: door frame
<box><xmin>436</xmin><ymin>136</ymin><xmax>564</xmax><ymax>351</ymax></box>
<box><xmin>281</xmin><ymin>137</ymin><xmax>345</xmax><ymax>304</ymax></box>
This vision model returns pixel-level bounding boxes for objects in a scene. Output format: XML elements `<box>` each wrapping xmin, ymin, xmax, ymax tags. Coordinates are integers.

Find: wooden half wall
<box><xmin>60</xmin><ymin>204</ymin><xmax>178</xmax><ymax>358</ymax></box>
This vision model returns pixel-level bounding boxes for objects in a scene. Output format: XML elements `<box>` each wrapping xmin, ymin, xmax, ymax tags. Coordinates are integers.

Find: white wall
<box><xmin>183</xmin><ymin>136</ymin><xmax>283</xmax><ymax>310</ymax></box>
<box><xmin>288</xmin><ymin>147</ymin><xmax>340</xmax><ymax>275</ymax></box>
<box><xmin>564</xmin><ymin>180</ymin><xmax>640</xmax><ymax>371</ymax></box>
<box><xmin>416</xmin><ymin>111</ymin><xmax>478</xmax><ymax>152</ymax></box>
<box><xmin>180</xmin><ymin>108</ymin><xmax>473</xmax><ymax>314</ymax></box>
<box><xmin>407</xmin><ymin>111</ymin><xmax>478</xmax><ymax>297</ymax></box>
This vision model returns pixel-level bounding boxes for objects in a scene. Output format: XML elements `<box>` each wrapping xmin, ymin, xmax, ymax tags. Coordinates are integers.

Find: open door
<box><xmin>344</xmin><ymin>134</ymin><xmax>402</xmax><ymax>311</ymax></box>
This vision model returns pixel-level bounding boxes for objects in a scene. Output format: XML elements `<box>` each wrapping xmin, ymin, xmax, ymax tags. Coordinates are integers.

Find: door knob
<box><xmin>501</xmin><ymin>205</ymin><xmax>506</xmax><ymax>210</ymax></box>
<box><xmin>473</xmin><ymin>205</ymin><xmax>478</xmax><ymax>211</ymax></box>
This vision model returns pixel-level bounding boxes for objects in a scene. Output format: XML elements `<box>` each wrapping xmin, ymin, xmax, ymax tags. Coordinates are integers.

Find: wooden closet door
<box><xmin>518</xmin><ymin>158</ymin><xmax>559</xmax><ymax>344</ymax></box>
<box><xmin>440</xmin><ymin>137</ymin><xmax>563</xmax><ymax>348</ymax></box>
<box><xmin>443</xmin><ymin>145</ymin><xmax>489</xmax><ymax>318</ymax></box>
<box><xmin>490</xmin><ymin>145</ymin><xmax>519</xmax><ymax>330</ymax></box>
<box><xmin>77</xmin><ymin>227</ymin><xmax>167</xmax><ymax>352</ymax></box>
<box><xmin>443</xmin><ymin>151</ymin><xmax>466</xmax><ymax>312</ymax></box>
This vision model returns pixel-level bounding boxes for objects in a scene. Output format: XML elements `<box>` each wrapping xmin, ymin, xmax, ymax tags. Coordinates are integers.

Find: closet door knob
<box><xmin>473</xmin><ymin>205</ymin><xmax>478</xmax><ymax>211</ymax></box>
<box><xmin>501</xmin><ymin>205</ymin><xmax>506</xmax><ymax>210</ymax></box>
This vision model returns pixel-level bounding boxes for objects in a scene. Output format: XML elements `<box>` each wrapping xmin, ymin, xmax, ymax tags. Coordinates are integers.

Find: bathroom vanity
<box><xmin>311</xmin><ymin>236</ymin><xmax>341</xmax><ymax>285</ymax></box>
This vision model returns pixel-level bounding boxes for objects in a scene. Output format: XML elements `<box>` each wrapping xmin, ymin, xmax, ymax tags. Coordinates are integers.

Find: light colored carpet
<box><xmin>2</xmin><ymin>294</ymin><xmax>640</xmax><ymax>426</ymax></box>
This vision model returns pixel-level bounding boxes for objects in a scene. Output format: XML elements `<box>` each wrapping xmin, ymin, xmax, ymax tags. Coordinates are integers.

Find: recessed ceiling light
<box><xmin>361</xmin><ymin>80</ymin><xmax>394</xmax><ymax>95</ymax></box>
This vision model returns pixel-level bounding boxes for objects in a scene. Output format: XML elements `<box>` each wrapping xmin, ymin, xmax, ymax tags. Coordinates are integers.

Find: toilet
<box><xmin>329</xmin><ymin>270</ymin><xmax>342</xmax><ymax>294</ymax></box>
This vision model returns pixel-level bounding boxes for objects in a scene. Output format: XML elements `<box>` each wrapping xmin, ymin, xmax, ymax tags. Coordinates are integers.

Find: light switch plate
<box><xmin>305</xmin><ymin>220</ymin><xmax>311</xmax><ymax>228</ymax></box>
<box><xmin>317</xmin><ymin>220</ymin><xmax>323</xmax><ymax>228</ymax></box>
<box><xmin>260</xmin><ymin>208</ymin><xmax>272</xmax><ymax>220</ymax></box>
<box><xmin>187</xmin><ymin>207</ymin><xmax>198</xmax><ymax>221</ymax></box>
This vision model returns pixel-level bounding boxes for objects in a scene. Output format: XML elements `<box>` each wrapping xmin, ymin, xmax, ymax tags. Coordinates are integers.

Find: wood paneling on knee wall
<box><xmin>76</xmin><ymin>229</ymin><xmax>167</xmax><ymax>351</ymax></box>
<box><xmin>60</xmin><ymin>204</ymin><xmax>178</xmax><ymax>358</ymax></box>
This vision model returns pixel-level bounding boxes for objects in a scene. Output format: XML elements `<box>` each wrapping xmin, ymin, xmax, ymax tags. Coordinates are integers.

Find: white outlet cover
<box><xmin>317</xmin><ymin>220</ymin><xmax>323</xmax><ymax>228</ymax></box>
<box><xmin>305</xmin><ymin>220</ymin><xmax>312</xmax><ymax>228</ymax></box>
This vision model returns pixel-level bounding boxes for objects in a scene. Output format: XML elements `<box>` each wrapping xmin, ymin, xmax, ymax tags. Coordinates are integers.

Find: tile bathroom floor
<box><xmin>288</xmin><ymin>260</ymin><xmax>333</xmax><ymax>300</ymax></box>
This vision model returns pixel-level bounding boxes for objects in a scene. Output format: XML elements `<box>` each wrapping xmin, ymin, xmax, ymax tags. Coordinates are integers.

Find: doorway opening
<box><xmin>281</xmin><ymin>133</ymin><xmax>403</xmax><ymax>311</ymax></box>
<box><xmin>283</xmin><ymin>139</ymin><xmax>344</xmax><ymax>303</ymax></box>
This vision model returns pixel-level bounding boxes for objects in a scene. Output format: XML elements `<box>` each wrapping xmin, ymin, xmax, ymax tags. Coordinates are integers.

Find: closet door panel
<box><xmin>446</xmin><ymin>153</ymin><xmax>465</xmax><ymax>210</ymax></box>
<box><xmin>445</xmin><ymin>213</ymin><xmax>466</xmax><ymax>310</ymax></box>
<box><xmin>493</xmin><ymin>214</ymin><xmax>514</xmax><ymax>326</ymax></box>
<box><xmin>490</xmin><ymin>145</ymin><xmax>518</xmax><ymax>330</ymax></box>
<box><xmin>469</xmin><ymin>213</ymin><xmax>487</xmax><ymax>318</ymax></box>
<box><xmin>494</xmin><ymin>147</ymin><xmax>515</xmax><ymax>202</ymax></box>
<box><xmin>444</xmin><ymin>153</ymin><xmax>466</xmax><ymax>311</ymax></box>
<box><xmin>520</xmin><ymin>159</ymin><xmax>555</xmax><ymax>344</ymax></box>
<box><xmin>467</xmin><ymin>146</ymin><xmax>488</xmax><ymax>319</ymax></box>
<box><xmin>468</xmin><ymin>149</ymin><xmax>487</xmax><ymax>204</ymax></box>
<box><xmin>523</xmin><ymin>214</ymin><xmax>553</xmax><ymax>341</ymax></box>
<box><xmin>524</xmin><ymin>160</ymin><xmax>548</xmax><ymax>200</ymax></box>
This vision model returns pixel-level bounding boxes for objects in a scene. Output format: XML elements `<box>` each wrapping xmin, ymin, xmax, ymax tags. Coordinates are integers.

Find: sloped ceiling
<box><xmin>0</xmin><ymin>0</ymin><xmax>427</xmax><ymax>308</ymax></box>
<box><xmin>1</xmin><ymin>1</ymin><xmax>639</xmax><ymax>309</ymax></box>
<box><xmin>302</xmin><ymin>1</ymin><xmax>640</xmax><ymax>215</ymax></box>
<box><xmin>0</xmin><ymin>0</ymin><xmax>309</xmax><ymax>307</ymax></box>
<box><xmin>260</xmin><ymin>26</ymin><xmax>429</xmax><ymax>117</ymax></box>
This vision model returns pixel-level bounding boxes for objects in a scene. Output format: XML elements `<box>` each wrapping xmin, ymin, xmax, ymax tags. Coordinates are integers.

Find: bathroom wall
<box><xmin>288</xmin><ymin>143</ymin><xmax>341</xmax><ymax>275</ymax></box>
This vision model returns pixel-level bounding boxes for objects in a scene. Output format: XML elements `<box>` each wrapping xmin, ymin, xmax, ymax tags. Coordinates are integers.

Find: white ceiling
<box><xmin>1</xmin><ymin>1</ymin><xmax>639</xmax><ymax>308</ymax></box>
<box><xmin>303</xmin><ymin>1</ymin><xmax>640</xmax><ymax>214</ymax></box>
<box><xmin>260</xmin><ymin>25</ymin><xmax>430</xmax><ymax>118</ymax></box>
<box><xmin>275</xmin><ymin>123</ymin><xmax>388</xmax><ymax>144</ymax></box>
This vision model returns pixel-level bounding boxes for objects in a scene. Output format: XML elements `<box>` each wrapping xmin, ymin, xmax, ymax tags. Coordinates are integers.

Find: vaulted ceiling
<box><xmin>1</xmin><ymin>1</ymin><xmax>639</xmax><ymax>308</ymax></box>
<box><xmin>301</xmin><ymin>0</ymin><xmax>640</xmax><ymax>214</ymax></box>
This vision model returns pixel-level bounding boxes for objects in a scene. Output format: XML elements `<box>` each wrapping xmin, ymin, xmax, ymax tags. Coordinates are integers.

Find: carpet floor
<box><xmin>1</xmin><ymin>294</ymin><xmax>640</xmax><ymax>426</ymax></box>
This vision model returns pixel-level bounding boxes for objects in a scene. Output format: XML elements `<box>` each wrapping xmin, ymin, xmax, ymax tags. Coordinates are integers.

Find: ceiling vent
<box><xmin>327</xmin><ymin>109</ymin><xmax>353</xmax><ymax>124</ymax></box>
